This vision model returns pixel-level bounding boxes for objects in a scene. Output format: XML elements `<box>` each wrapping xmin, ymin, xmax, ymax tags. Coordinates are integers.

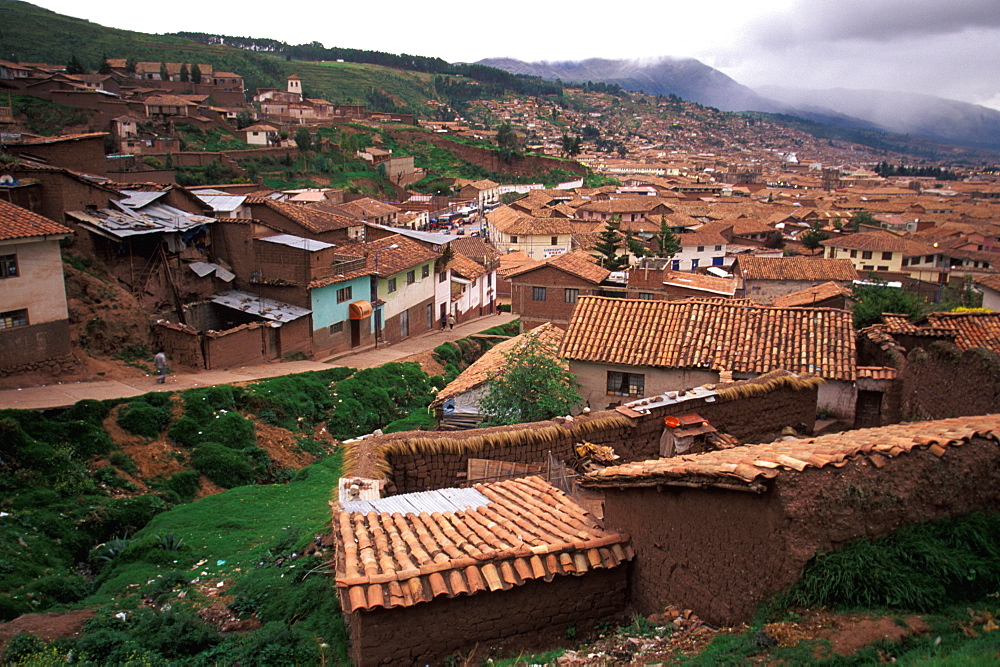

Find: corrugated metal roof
<box><xmin>210</xmin><ymin>290</ymin><xmax>311</xmax><ymax>322</ymax></box>
<box><xmin>194</xmin><ymin>193</ymin><xmax>246</xmax><ymax>213</ymax></box>
<box><xmin>259</xmin><ymin>234</ymin><xmax>334</xmax><ymax>252</ymax></box>
<box><xmin>119</xmin><ymin>190</ymin><xmax>167</xmax><ymax>208</ymax></box>
<box><xmin>341</xmin><ymin>487</ymin><xmax>489</xmax><ymax>514</ymax></box>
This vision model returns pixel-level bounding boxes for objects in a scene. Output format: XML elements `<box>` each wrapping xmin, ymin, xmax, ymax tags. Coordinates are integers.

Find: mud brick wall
<box><xmin>601</xmin><ymin>437</ymin><xmax>1000</xmax><ymax>626</ymax></box>
<box><xmin>345</xmin><ymin>567</ymin><xmax>627</xmax><ymax>666</ymax></box>
<box><xmin>154</xmin><ymin>324</ymin><xmax>206</xmax><ymax>369</ymax></box>
<box><xmin>0</xmin><ymin>320</ymin><xmax>72</xmax><ymax>372</ymax></box>
<box><xmin>901</xmin><ymin>342</ymin><xmax>1000</xmax><ymax>420</ymax></box>
<box><xmin>383</xmin><ymin>383</ymin><xmax>817</xmax><ymax>494</ymax></box>
<box><xmin>203</xmin><ymin>325</ymin><xmax>270</xmax><ymax>369</ymax></box>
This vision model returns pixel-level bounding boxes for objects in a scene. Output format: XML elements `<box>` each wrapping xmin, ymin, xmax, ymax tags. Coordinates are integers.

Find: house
<box><xmin>560</xmin><ymin>295</ymin><xmax>857</xmax><ymax>416</ymax></box>
<box><xmin>330</xmin><ymin>198</ymin><xmax>400</xmax><ymax>227</ymax></box>
<box><xmin>0</xmin><ymin>200</ymin><xmax>74</xmax><ymax>376</ymax></box>
<box><xmin>456</xmin><ymin>178</ymin><xmax>500</xmax><ymax>212</ymax></box>
<box><xmin>575</xmin><ymin>197</ymin><xmax>674</xmax><ymax>222</ymax></box>
<box><xmin>365</xmin><ymin>234</ymin><xmax>440</xmax><ymax>344</ymax></box>
<box><xmin>770</xmin><ymin>281</ymin><xmax>852</xmax><ymax>309</ymax></box>
<box><xmin>730</xmin><ymin>256</ymin><xmax>859</xmax><ymax>304</ymax></box>
<box><xmin>0</xmin><ymin>132</ymin><xmax>109</xmax><ymax>176</ymax></box>
<box><xmin>496</xmin><ymin>251</ymin><xmax>538</xmax><ymax>300</ymax></box>
<box><xmin>484</xmin><ymin>206</ymin><xmax>576</xmax><ymax>260</ymax></box>
<box><xmin>335</xmin><ymin>476</ymin><xmax>633</xmax><ymax>666</ymax></box>
<box><xmin>430</xmin><ymin>323</ymin><xmax>564</xmax><ymax>427</ymax></box>
<box><xmin>244</xmin><ymin>197</ymin><xmax>363</xmax><ymax>245</ymax></box>
<box><xmin>581</xmin><ymin>414</ymin><xmax>1000</xmax><ymax>626</ymax></box>
<box><xmin>669</xmin><ymin>230</ymin><xmax>728</xmax><ymax>271</ymax></box>
<box><xmin>820</xmin><ymin>230</ymin><xmax>936</xmax><ymax>277</ymax></box>
<box><xmin>242</xmin><ymin>123</ymin><xmax>280</xmax><ymax>147</ymax></box>
<box><xmin>444</xmin><ymin>251</ymin><xmax>495</xmax><ymax>322</ymax></box>
<box><xmin>626</xmin><ymin>267</ymin><xmax>737</xmax><ymax>301</ymax></box>
<box><xmin>507</xmin><ymin>251</ymin><xmax>612</xmax><ymax>331</ymax></box>
<box><xmin>974</xmin><ymin>274</ymin><xmax>1000</xmax><ymax>310</ymax></box>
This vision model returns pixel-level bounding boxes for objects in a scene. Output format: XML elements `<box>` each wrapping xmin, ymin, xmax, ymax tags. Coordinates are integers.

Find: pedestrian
<box><xmin>440</xmin><ymin>314</ymin><xmax>447</xmax><ymax>331</ymax></box>
<box><xmin>447</xmin><ymin>313</ymin><xmax>456</xmax><ymax>331</ymax></box>
<box><xmin>153</xmin><ymin>349</ymin><xmax>168</xmax><ymax>384</ymax></box>
<box><xmin>496</xmin><ymin>303</ymin><xmax>502</xmax><ymax>315</ymax></box>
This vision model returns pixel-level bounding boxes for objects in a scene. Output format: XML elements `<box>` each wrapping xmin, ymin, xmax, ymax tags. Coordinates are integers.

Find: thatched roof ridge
<box><xmin>342</xmin><ymin>411</ymin><xmax>632</xmax><ymax>480</ymax></box>
<box><xmin>714</xmin><ymin>370</ymin><xmax>825</xmax><ymax>402</ymax></box>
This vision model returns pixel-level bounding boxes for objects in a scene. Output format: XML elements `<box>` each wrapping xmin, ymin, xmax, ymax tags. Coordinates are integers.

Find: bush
<box><xmin>116</xmin><ymin>402</ymin><xmax>170</xmax><ymax>438</ymax></box>
<box><xmin>108</xmin><ymin>451</ymin><xmax>137</xmax><ymax>475</ymax></box>
<box><xmin>90</xmin><ymin>495</ymin><xmax>167</xmax><ymax>542</ymax></box>
<box><xmin>190</xmin><ymin>443</ymin><xmax>256</xmax><ymax>489</ymax></box>
<box><xmin>200</xmin><ymin>411</ymin><xmax>255</xmax><ymax>449</ymax></box>
<box><xmin>60</xmin><ymin>398</ymin><xmax>114</xmax><ymax>425</ymax></box>
<box><xmin>2</xmin><ymin>633</ymin><xmax>46</xmax><ymax>663</ymax></box>
<box><xmin>167</xmin><ymin>416</ymin><xmax>202</xmax><ymax>447</ymax></box>
<box><xmin>155</xmin><ymin>470</ymin><xmax>201</xmax><ymax>503</ymax></box>
<box><xmin>0</xmin><ymin>595</ymin><xmax>30</xmax><ymax>622</ymax></box>
<box><xmin>25</xmin><ymin>573</ymin><xmax>90</xmax><ymax>604</ymax></box>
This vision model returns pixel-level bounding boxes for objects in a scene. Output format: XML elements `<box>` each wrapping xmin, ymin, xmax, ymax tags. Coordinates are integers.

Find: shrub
<box><xmin>108</xmin><ymin>451</ymin><xmax>137</xmax><ymax>475</ymax></box>
<box><xmin>116</xmin><ymin>402</ymin><xmax>170</xmax><ymax>438</ymax></box>
<box><xmin>3</xmin><ymin>633</ymin><xmax>47</xmax><ymax>663</ymax></box>
<box><xmin>156</xmin><ymin>470</ymin><xmax>201</xmax><ymax>503</ymax></box>
<box><xmin>190</xmin><ymin>443</ymin><xmax>256</xmax><ymax>489</ymax></box>
<box><xmin>167</xmin><ymin>416</ymin><xmax>202</xmax><ymax>447</ymax></box>
<box><xmin>60</xmin><ymin>398</ymin><xmax>114</xmax><ymax>425</ymax></box>
<box><xmin>25</xmin><ymin>573</ymin><xmax>90</xmax><ymax>604</ymax></box>
<box><xmin>200</xmin><ymin>411</ymin><xmax>255</xmax><ymax>449</ymax></box>
<box><xmin>91</xmin><ymin>496</ymin><xmax>167</xmax><ymax>542</ymax></box>
<box><xmin>0</xmin><ymin>595</ymin><xmax>30</xmax><ymax>622</ymax></box>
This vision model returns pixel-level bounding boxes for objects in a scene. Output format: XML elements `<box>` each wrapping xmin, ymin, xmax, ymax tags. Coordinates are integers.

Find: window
<box><xmin>426</xmin><ymin>304</ymin><xmax>434</xmax><ymax>329</ymax></box>
<box><xmin>607</xmin><ymin>371</ymin><xmax>644</xmax><ymax>397</ymax></box>
<box><xmin>564</xmin><ymin>288</ymin><xmax>579</xmax><ymax>303</ymax></box>
<box><xmin>329</xmin><ymin>322</ymin><xmax>344</xmax><ymax>334</ymax></box>
<box><xmin>336</xmin><ymin>286</ymin><xmax>352</xmax><ymax>303</ymax></box>
<box><xmin>532</xmin><ymin>286</ymin><xmax>547</xmax><ymax>301</ymax></box>
<box><xmin>877</xmin><ymin>265</ymin><xmax>889</xmax><ymax>271</ymax></box>
<box><xmin>862</xmin><ymin>265</ymin><xmax>874</xmax><ymax>271</ymax></box>
<box><xmin>715</xmin><ymin>245</ymin><xmax>722</xmax><ymax>251</ymax></box>
<box><xmin>510</xmin><ymin>236</ymin><xmax>518</xmax><ymax>243</ymax></box>
<box><xmin>881</xmin><ymin>252</ymin><xmax>893</xmax><ymax>261</ymax></box>
<box><xmin>861</xmin><ymin>250</ymin><xmax>873</xmax><ymax>260</ymax></box>
<box><xmin>691</xmin><ymin>259</ymin><xmax>699</xmax><ymax>270</ymax></box>
<box><xmin>697</xmin><ymin>245</ymin><xmax>705</xmax><ymax>252</ymax></box>
<box><xmin>0</xmin><ymin>309</ymin><xmax>28</xmax><ymax>330</ymax></box>
<box><xmin>638</xmin><ymin>292</ymin><xmax>654</xmax><ymax>300</ymax></box>
<box><xmin>421</xmin><ymin>264</ymin><xmax>429</xmax><ymax>278</ymax></box>
<box><xmin>0</xmin><ymin>254</ymin><xmax>18</xmax><ymax>279</ymax></box>
<box><xmin>850</xmin><ymin>250</ymin><xmax>858</xmax><ymax>258</ymax></box>
<box><xmin>406</xmin><ymin>270</ymin><xmax>415</xmax><ymax>285</ymax></box>
<box><xmin>671</xmin><ymin>260</ymin><xmax>680</xmax><ymax>271</ymax></box>
<box><xmin>551</xmin><ymin>236</ymin><xmax>558</xmax><ymax>245</ymax></box>
<box><xmin>487</xmin><ymin>273</ymin><xmax>492</xmax><ymax>286</ymax></box>
<box><xmin>438</xmin><ymin>272</ymin><xmax>446</xmax><ymax>283</ymax></box>
<box><xmin>387</xmin><ymin>277</ymin><xmax>397</xmax><ymax>293</ymax></box>
<box><xmin>925</xmin><ymin>255</ymin><xmax>933</xmax><ymax>263</ymax></box>
<box><xmin>712</xmin><ymin>256</ymin><xmax>724</xmax><ymax>266</ymax></box>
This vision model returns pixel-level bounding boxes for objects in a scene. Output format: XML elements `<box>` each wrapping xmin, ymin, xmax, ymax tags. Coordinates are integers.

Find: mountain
<box><xmin>759</xmin><ymin>86</ymin><xmax>1000</xmax><ymax>153</ymax></box>
<box><xmin>480</xmin><ymin>56</ymin><xmax>1000</xmax><ymax>155</ymax></box>
<box><xmin>477</xmin><ymin>56</ymin><xmax>782</xmax><ymax>113</ymax></box>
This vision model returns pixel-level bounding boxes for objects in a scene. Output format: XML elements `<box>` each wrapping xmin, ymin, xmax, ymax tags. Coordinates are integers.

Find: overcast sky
<box><xmin>29</xmin><ymin>0</ymin><xmax>1000</xmax><ymax>110</ymax></box>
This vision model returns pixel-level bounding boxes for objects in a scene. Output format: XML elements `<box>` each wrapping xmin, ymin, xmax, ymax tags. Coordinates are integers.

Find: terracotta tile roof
<box><xmin>507</xmin><ymin>251</ymin><xmax>610</xmax><ymax>284</ymax></box>
<box><xmin>975</xmin><ymin>273</ymin><xmax>1000</xmax><ymax>293</ymax></box>
<box><xmin>0</xmin><ymin>200</ymin><xmax>73</xmax><ymax>241</ymax></box>
<box><xmin>366</xmin><ymin>234</ymin><xmax>440</xmax><ymax>276</ymax></box>
<box><xmin>431</xmin><ymin>323</ymin><xmax>564</xmax><ymax>407</ymax></box>
<box><xmin>335</xmin><ymin>476</ymin><xmax>634</xmax><ymax>612</ymax></box>
<box><xmin>487</xmin><ymin>206</ymin><xmax>581</xmax><ymax>235</ymax></box>
<box><xmin>448</xmin><ymin>237</ymin><xmax>502</xmax><ymax>264</ymax></box>
<box><xmin>820</xmin><ymin>230</ymin><xmax>934</xmax><ymax>255</ymax></box>
<box><xmin>577</xmin><ymin>197</ymin><xmax>674</xmax><ymax>214</ymax></box>
<box><xmin>331</xmin><ymin>198</ymin><xmax>400</xmax><ymax>220</ymax></box>
<box><xmin>561</xmin><ymin>296</ymin><xmax>856</xmax><ymax>380</ymax></box>
<box><xmin>582</xmin><ymin>414</ymin><xmax>1000</xmax><ymax>493</ymax></box>
<box><xmin>7</xmin><ymin>132</ymin><xmax>108</xmax><ymax>145</ymax></box>
<box><xmin>652</xmin><ymin>270</ymin><xmax>737</xmax><ymax>296</ymax></box>
<box><xmin>879</xmin><ymin>313</ymin><xmax>957</xmax><ymax>337</ymax></box>
<box><xmin>856</xmin><ymin>366</ymin><xmax>897</xmax><ymax>380</ymax></box>
<box><xmin>676</xmin><ymin>230</ymin><xmax>728</xmax><ymax>247</ymax></box>
<box><xmin>771</xmin><ymin>281</ymin><xmax>851</xmax><ymax>307</ymax></box>
<box><xmin>921</xmin><ymin>312</ymin><xmax>1000</xmax><ymax>354</ymax></box>
<box><xmin>734</xmin><ymin>256</ymin><xmax>859</xmax><ymax>282</ymax></box>
<box><xmin>247</xmin><ymin>197</ymin><xmax>357</xmax><ymax>234</ymax></box>
<box><xmin>446</xmin><ymin>251</ymin><xmax>486</xmax><ymax>280</ymax></box>
<box><xmin>498</xmin><ymin>251</ymin><xmax>538</xmax><ymax>277</ymax></box>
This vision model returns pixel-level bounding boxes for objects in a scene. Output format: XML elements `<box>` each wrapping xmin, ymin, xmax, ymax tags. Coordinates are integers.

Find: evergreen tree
<box><xmin>98</xmin><ymin>55</ymin><xmax>112</xmax><ymax>75</ymax></box>
<box><xmin>125</xmin><ymin>57</ymin><xmax>137</xmax><ymax>75</ymax></box>
<box><xmin>294</xmin><ymin>126</ymin><xmax>313</xmax><ymax>152</ymax></box>
<box><xmin>652</xmin><ymin>216</ymin><xmax>681</xmax><ymax>259</ymax></box>
<box><xmin>592</xmin><ymin>219</ymin><xmax>628</xmax><ymax>270</ymax></box>
<box><xmin>179</xmin><ymin>63</ymin><xmax>189</xmax><ymax>83</ymax></box>
<box><xmin>625</xmin><ymin>231</ymin><xmax>648</xmax><ymax>260</ymax></box>
<box><xmin>65</xmin><ymin>54</ymin><xmax>86</xmax><ymax>75</ymax></box>
<box><xmin>159</xmin><ymin>62</ymin><xmax>169</xmax><ymax>81</ymax></box>
<box><xmin>190</xmin><ymin>63</ymin><xmax>203</xmax><ymax>84</ymax></box>
<box><xmin>495</xmin><ymin>121</ymin><xmax>518</xmax><ymax>161</ymax></box>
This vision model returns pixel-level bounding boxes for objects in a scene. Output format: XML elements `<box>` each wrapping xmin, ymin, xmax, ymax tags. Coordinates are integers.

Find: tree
<box><xmin>190</xmin><ymin>63</ymin><xmax>202</xmax><ymax>84</ymax></box>
<box><xmin>800</xmin><ymin>228</ymin><xmax>829</xmax><ymax>253</ymax></box>
<box><xmin>234</xmin><ymin>109</ymin><xmax>254</xmax><ymax>130</ymax></box>
<box><xmin>65</xmin><ymin>54</ymin><xmax>86</xmax><ymax>75</ymax></box>
<box><xmin>179</xmin><ymin>63</ymin><xmax>189</xmax><ymax>83</ymax></box>
<box><xmin>479</xmin><ymin>335</ymin><xmax>581</xmax><ymax>426</ymax></box>
<box><xmin>294</xmin><ymin>126</ymin><xmax>312</xmax><ymax>152</ymax></box>
<box><xmin>125</xmin><ymin>57</ymin><xmax>137</xmax><ymax>75</ymax></box>
<box><xmin>624</xmin><ymin>231</ymin><xmax>648</xmax><ymax>260</ymax></box>
<box><xmin>495</xmin><ymin>121</ymin><xmax>518</xmax><ymax>161</ymax></box>
<box><xmin>763</xmin><ymin>230</ymin><xmax>785</xmax><ymax>250</ymax></box>
<box><xmin>849</xmin><ymin>210</ymin><xmax>876</xmax><ymax>232</ymax></box>
<box><xmin>617</xmin><ymin>144</ymin><xmax>627</xmax><ymax>159</ymax></box>
<box><xmin>159</xmin><ymin>62</ymin><xmax>169</xmax><ymax>81</ymax></box>
<box><xmin>98</xmin><ymin>55</ymin><xmax>112</xmax><ymax>75</ymax></box>
<box><xmin>851</xmin><ymin>279</ymin><xmax>927</xmax><ymax>328</ymax></box>
<box><xmin>652</xmin><ymin>216</ymin><xmax>681</xmax><ymax>259</ymax></box>
<box><xmin>592</xmin><ymin>219</ymin><xmax>629</xmax><ymax>270</ymax></box>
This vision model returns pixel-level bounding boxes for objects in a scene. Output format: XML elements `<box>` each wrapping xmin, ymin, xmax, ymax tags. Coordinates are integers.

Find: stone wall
<box><xmin>345</xmin><ymin>567</ymin><xmax>627</xmax><ymax>666</ymax></box>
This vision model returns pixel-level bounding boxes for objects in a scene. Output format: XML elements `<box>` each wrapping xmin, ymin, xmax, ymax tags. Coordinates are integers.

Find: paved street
<box><xmin>0</xmin><ymin>313</ymin><xmax>517</xmax><ymax>411</ymax></box>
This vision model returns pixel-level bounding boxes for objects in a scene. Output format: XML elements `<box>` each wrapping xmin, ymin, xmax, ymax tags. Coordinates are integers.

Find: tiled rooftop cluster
<box><xmin>561</xmin><ymin>295</ymin><xmax>856</xmax><ymax>380</ymax></box>
<box><xmin>0</xmin><ymin>199</ymin><xmax>73</xmax><ymax>241</ymax></box>
<box><xmin>335</xmin><ymin>476</ymin><xmax>634</xmax><ymax>613</ymax></box>
<box><xmin>736</xmin><ymin>256</ymin><xmax>860</xmax><ymax>282</ymax></box>
<box><xmin>582</xmin><ymin>414</ymin><xmax>1000</xmax><ymax>492</ymax></box>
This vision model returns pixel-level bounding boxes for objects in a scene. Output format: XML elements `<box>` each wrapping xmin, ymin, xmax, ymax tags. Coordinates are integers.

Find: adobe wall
<box><xmin>204</xmin><ymin>325</ymin><xmax>272</xmax><ymax>369</ymax></box>
<box><xmin>510</xmin><ymin>267</ymin><xmax>600</xmax><ymax>330</ymax></box>
<box><xmin>0</xmin><ymin>320</ymin><xmax>72</xmax><ymax>373</ymax></box>
<box><xmin>382</xmin><ymin>383</ymin><xmax>817</xmax><ymax>493</ymax></box>
<box><xmin>154</xmin><ymin>322</ymin><xmax>206</xmax><ymax>369</ymax></box>
<box><xmin>901</xmin><ymin>342</ymin><xmax>1000</xmax><ymax>420</ymax></box>
<box><xmin>345</xmin><ymin>567</ymin><xmax>627</xmax><ymax>666</ymax></box>
<box><xmin>600</xmin><ymin>437</ymin><xmax>1000</xmax><ymax>626</ymax></box>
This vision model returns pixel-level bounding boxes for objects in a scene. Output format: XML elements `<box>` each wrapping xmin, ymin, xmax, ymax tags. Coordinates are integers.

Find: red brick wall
<box><xmin>0</xmin><ymin>320</ymin><xmax>74</xmax><ymax>377</ymax></box>
<box><xmin>203</xmin><ymin>325</ymin><xmax>271</xmax><ymax>369</ymax></box>
<box><xmin>381</xmin><ymin>297</ymin><xmax>434</xmax><ymax>345</ymax></box>
<box><xmin>7</xmin><ymin>136</ymin><xmax>108</xmax><ymax>176</ymax></box>
<box><xmin>346</xmin><ymin>567</ymin><xmax>628</xmax><ymax>666</ymax></box>
<box><xmin>600</xmin><ymin>437</ymin><xmax>1000</xmax><ymax>626</ymax></box>
<box><xmin>510</xmin><ymin>267</ymin><xmax>599</xmax><ymax>330</ymax></box>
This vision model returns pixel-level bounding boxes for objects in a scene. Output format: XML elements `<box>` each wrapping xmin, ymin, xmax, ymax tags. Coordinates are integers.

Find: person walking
<box><xmin>153</xmin><ymin>349</ymin><xmax>168</xmax><ymax>384</ymax></box>
<box><xmin>447</xmin><ymin>313</ymin><xmax>456</xmax><ymax>331</ymax></box>
<box><xmin>440</xmin><ymin>313</ymin><xmax>447</xmax><ymax>331</ymax></box>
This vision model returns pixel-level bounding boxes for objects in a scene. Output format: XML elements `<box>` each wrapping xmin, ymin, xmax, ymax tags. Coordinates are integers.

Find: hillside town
<box><xmin>2</xmin><ymin>47</ymin><xmax>1000</xmax><ymax>666</ymax></box>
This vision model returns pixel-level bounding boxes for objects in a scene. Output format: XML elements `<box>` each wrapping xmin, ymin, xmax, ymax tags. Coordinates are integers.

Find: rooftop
<box><xmin>0</xmin><ymin>199</ymin><xmax>73</xmax><ymax>241</ymax></box>
<box><xmin>734</xmin><ymin>256</ymin><xmax>860</xmax><ymax>282</ymax></box>
<box><xmin>335</xmin><ymin>476</ymin><xmax>634</xmax><ymax>613</ymax></box>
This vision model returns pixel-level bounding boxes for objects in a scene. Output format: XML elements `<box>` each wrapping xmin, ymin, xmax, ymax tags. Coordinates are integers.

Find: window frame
<box><xmin>387</xmin><ymin>277</ymin><xmax>397</xmax><ymax>293</ymax></box>
<box><xmin>0</xmin><ymin>309</ymin><xmax>28</xmax><ymax>330</ymax></box>
<box><xmin>606</xmin><ymin>371</ymin><xmax>645</xmax><ymax>397</ymax></box>
<box><xmin>421</xmin><ymin>264</ymin><xmax>430</xmax><ymax>278</ymax></box>
<box><xmin>532</xmin><ymin>286</ymin><xmax>547</xmax><ymax>301</ymax></box>
<box><xmin>406</xmin><ymin>270</ymin><xmax>416</xmax><ymax>285</ymax></box>
<box><xmin>336</xmin><ymin>285</ymin><xmax>352</xmax><ymax>303</ymax></box>
<box><xmin>564</xmin><ymin>288</ymin><xmax>579</xmax><ymax>303</ymax></box>
<box><xmin>0</xmin><ymin>254</ymin><xmax>18</xmax><ymax>279</ymax></box>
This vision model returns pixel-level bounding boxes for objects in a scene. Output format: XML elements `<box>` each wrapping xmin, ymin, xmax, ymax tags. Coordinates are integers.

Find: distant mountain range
<box><xmin>479</xmin><ymin>56</ymin><xmax>1000</xmax><ymax>154</ymax></box>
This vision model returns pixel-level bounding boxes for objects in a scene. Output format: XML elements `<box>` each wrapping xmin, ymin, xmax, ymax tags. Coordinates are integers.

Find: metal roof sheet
<box><xmin>210</xmin><ymin>290</ymin><xmax>311</xmax><ymax>322</ymax></box>
<box><xmin>259</xmin><ymin>234</ymin><xmax>334</xmax><ymax>252</ymax></box>
<box><xmin>341</xmin><ymin>487</ymin><xmax>489</xmax><ymax>514</ymax></box>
